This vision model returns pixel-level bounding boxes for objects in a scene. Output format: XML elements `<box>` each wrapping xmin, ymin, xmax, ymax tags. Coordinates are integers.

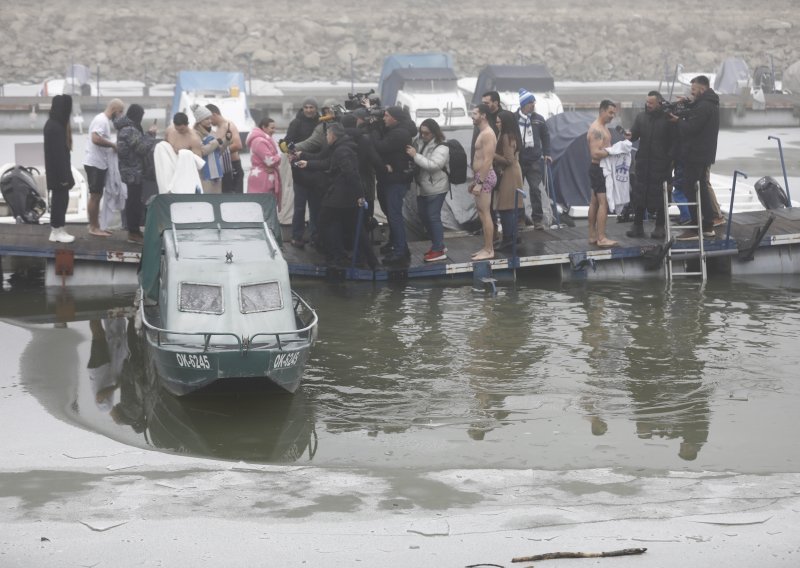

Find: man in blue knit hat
<box><xmin>517</xmin><ymin>88</ymin><xmax>552</xmax><ymax>229</ymax></box>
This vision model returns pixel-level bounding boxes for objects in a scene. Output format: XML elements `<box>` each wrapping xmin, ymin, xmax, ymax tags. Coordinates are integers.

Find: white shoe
<box><xmin>49</xmin><ymin>227</ymin><xmax>75</xmax><ymax>243</ymax></box>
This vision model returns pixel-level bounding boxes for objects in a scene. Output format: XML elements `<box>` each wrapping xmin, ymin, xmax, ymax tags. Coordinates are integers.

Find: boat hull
<box><xmin>144</xmin><ymin>335</ymin><xmax>311</xmax><ymax>397</ymax></box>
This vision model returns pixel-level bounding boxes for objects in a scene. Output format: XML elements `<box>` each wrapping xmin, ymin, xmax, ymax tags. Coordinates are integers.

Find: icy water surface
<box><xmin>3</xmin><ymin>276</ymin><xmax>800</xmax><ymax>474</ymax></box>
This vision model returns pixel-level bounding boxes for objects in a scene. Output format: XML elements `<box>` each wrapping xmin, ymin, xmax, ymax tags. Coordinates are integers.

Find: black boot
<box><xmin>626</xmin><ymin>224</ymin><xmax>645</xmax><ymax>238</ymax></box>
<box><xmin>650</xmin><ymin>225</ymin><xmax>666</xmax><ymax>239</ymax></box>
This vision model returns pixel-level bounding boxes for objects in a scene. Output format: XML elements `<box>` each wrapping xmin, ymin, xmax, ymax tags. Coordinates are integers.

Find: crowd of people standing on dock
<box><xmin>39</xmin><ymin>76</ymin><xmax>721</xmax><ymax>263</ymax></box>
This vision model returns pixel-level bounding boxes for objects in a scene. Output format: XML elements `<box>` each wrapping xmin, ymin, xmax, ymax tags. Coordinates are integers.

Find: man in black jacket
<box><xmin>626</xmin><ymin>91</ymin><xmax>675</xmax><ymax>240</ymax></box>
<box><xmin>371</xmin><ymin>106</ymin><xmax>416</xmax><ymax>265</ymax></box>
<box><xmin>671</xmin><ymin>76</ymin><xmax>720</xmax><ymax>241</ymax></box>
<box><xmin>297</xmin><ymin>123</ymin><xmax>377</xmax><ymax>268</ymax></box>
<box><xmin>285</xmin><ymin>98</ymin><xmax>320</xmax><ymax>247</ymax></box>
<box><xmin>517</xmin><ymin>89</ymin><xmax>552</xmax><ymax>229</ymax></box>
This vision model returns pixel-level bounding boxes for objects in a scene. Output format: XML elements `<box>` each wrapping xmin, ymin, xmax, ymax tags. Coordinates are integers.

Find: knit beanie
<box><xmin>519</xmin><ymin>88</ymin><xmax>536</xmax><ymax>107</ymax></box>
<box><xmin>191</xmin><ymin>103</ymin><xmax>212</xmax><ymax>123</ymax></box>
<box><xmin>302</xmin><ymin>97</ymin><xmax>319</xmax><ymax>109</ymax></box>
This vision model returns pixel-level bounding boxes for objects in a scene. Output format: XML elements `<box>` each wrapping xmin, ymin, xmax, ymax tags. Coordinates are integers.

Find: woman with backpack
<box><xmin>406</xmin><ymin>118</ymin><xmax>450</xmax><ymax>262</ymax></box>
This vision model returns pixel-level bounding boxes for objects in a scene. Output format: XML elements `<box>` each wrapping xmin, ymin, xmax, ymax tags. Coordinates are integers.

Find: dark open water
<box><xmin>3</xmin><ymin>275</ymin><xmax>799</xmax><ymax>474</ymax></box>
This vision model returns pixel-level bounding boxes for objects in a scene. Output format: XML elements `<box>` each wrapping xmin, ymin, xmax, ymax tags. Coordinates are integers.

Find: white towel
<box><xmin>153</xmin><ymin>141</ymin><xmax>205</xmax><ymax>194</ymax></box>
<box><xmin>601</xmin><ymin>140</ymin><xmax>633</xmax><ymax>213</ymax></box>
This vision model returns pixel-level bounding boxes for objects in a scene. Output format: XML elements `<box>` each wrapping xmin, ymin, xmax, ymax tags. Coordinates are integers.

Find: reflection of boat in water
<box><xmin>138</xmin><ymin>194</ymin><xmax>318</xmax><ymax>396</ymax></box>
<box><xmin>139</xmin><ymin>380</ymin><xmax>317</xmax><ymax>463</ymax></box>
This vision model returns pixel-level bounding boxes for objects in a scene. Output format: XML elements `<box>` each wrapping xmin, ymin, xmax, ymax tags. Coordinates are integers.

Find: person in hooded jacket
<box><xmin>371</xmin><ymin>106</ymin><xmax>417</xmax><ymax>265</ymax></box>
<box><xmin>43</xmin><ymin>94</ymin><xmax>76</xmax><ymax>243</ymax></box>
<box><xmin>114</xmin><ymin>104</ymin><xmax>159</xmax><ymax>244</ymax></box>
<box><xmin>406</xmin><ymin>118</ymin><xmax>450</xmax><ymax>262</ymax></box>
<box><xmin>296</xmin><ymin>123</ymin><xmax>377</xmax><ymax>269</ymax></box>
<box><xmin>246</xmin><ymin>117</ymin><xmax>282</xmax><ymax>214</ymax></box>
<box><xmin>670</xmin><ymin>75</ymin><xmax>720</xmax><ymax>240</ymax></box>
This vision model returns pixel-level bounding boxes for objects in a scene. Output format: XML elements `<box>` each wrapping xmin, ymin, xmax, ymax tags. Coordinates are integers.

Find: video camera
<box><xmin>345</xmin><ymin>89</ymin><xmax>378</xmax><ymax>110</ymax></box>
<box><xmin>660</xmin><ymin>99</ymin><xmax>690</xmax><ymax>118</ymax></box>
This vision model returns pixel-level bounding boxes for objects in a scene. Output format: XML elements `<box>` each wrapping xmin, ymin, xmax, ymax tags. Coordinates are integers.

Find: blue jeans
<box><xmin>417</xmin><ymin>193</ymin><xmax>446</xmax><ymax>251</ymax></box>
<box><xmin>385</xmin><ymin>182</ymin><xmax>410</xmax><ymax>253</ymax></box>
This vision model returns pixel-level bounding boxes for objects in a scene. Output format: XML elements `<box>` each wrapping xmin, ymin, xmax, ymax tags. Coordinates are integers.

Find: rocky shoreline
<box><xmin>2</xmin><ymin>0</ymin><xmax>798</xmax><ymax>86</ymax></box>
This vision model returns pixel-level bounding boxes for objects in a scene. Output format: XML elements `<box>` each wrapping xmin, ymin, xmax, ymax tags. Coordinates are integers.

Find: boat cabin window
<box><xmin>221</xmin><ymin>202</ymin><xmax>265</xmax><ymax>223</ymax></box>
<box><xmin>179</xmin><ymin>282</ymin><xmax>224</xmax><ymax>314</ymax></box>
<box><xmin>240</xmin><ymin>281</ymin><xmax>283</xmax><ymax>313</ymax></box>
<box><xmin>170</xmin><ymin>202</ymin><xmax>215</xmax><ymax>224</ymax></box>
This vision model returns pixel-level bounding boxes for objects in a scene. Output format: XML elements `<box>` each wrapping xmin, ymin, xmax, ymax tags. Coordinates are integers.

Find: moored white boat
<box><xmin>138</xmin><ymin>193</ymin><xmax>317</xmax><ymax>397</ymax></box>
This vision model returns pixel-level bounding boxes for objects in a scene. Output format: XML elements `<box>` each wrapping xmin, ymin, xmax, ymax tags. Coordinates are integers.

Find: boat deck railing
<box><xmin>140</xmin><ymin>291</ymin><xmax>318</xmax><ymax>354</ymax></box>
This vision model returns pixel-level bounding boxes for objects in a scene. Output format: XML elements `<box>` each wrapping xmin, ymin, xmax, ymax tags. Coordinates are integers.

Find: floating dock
<box><xmin>2</xmin><ymin>208</ymin><xmax>799</xmax><ymax>288</ymax></box>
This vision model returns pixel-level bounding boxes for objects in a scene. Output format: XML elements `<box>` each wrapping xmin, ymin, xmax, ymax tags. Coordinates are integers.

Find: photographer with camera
<box><xmin>624</xmin><ymin>91</ymin><xmax>675</xmax><ymax>240</ymax></box>
<box><xmin>370</xmin><ymin>105</ymin><xmax>417</xmax><ymax>266</ymax></box>
<box><xmin>344</xmin><ymin>109</ymin><xmax>383</xmax><ymax>228</ymax></box>
<box><xmin>295</xmin><ymin>123</ymin><xmax>377</xmax><ymax>269</ymax></box>
<box><xmin>669</xmin><ymin>76</ymin><xmax>720</xmax><ymax>241</ymax></box>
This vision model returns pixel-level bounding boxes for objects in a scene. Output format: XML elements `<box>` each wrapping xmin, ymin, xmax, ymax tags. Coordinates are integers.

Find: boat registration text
<box><xmin>272</xmin><ymin>351</ymin><xmax>300</xmax><ymax>369</ymax></box>
<box><xmin>176</xmin><ymin>353</ymin><xmax>211</xmax><ymax>370</ymax></box>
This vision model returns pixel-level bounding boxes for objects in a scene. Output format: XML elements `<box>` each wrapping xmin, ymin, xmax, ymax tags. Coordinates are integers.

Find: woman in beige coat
<box><xmin>493</xmin><ymin>110</ymin><xmax>524</xmax><ymax>249</ymax></box>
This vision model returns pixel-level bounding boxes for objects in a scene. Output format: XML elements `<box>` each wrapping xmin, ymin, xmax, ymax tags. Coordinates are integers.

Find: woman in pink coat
<box><xmin>246</xmin><ymin>117</ymin><xmax>282</xmax><ymax>209</ymax></box>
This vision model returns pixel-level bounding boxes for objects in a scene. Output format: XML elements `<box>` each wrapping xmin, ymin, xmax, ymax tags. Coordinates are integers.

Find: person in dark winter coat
<box><xmin>371</xmin><ymin>106</ymin><xmax>417</xmax><ymax>265</ymax></box>
<box><xmin>296</xmin><ymin>123</ymin><xmax>377</xmax><ymax>268</ymax></box>
<box><xmin>113</xmin><ymin>104</ymin><xmax>159</xmax><ymax>244</ymax></box>
<box><xmin>43</xmin><ymin>94</ymin><xmax>76</xmax><ymax>243</ymax></box>
<box><xmin>625</xmin><ymin>91</ymin><xmax>675</xmax><ymax>239</ymax></box>
<box><xmin>285</xmin><ymin>98</ymin><xmax>321</xmax><ymax>248</ymax></box>
<box><xmin>671</xmin><ymin>75</ymin><xmax>720</xmax><ymax>240</ymax></box>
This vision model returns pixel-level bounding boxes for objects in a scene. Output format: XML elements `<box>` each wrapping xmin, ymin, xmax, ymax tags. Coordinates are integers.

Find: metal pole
<box><xmin>768</xmin><ymin>135</ymin><xmax>792</xmax><ymax>206</ymax></box>
<box><xmin>511</xmin><ymin>189</ymin><xmax>526</xmax><ymax>277</ymax></box>
<box><xmin>725</xmin><ymin>170</ymin><xmax>748</xmax><ymax>246</ymax></box>
<box><xmin>350</xmin><ymin>54</ymin><xmax>355</xmax><ymax>94</ymax></box>
<box><xmin>247</xmin><ymin>56</ymin><xmax>252</xmax><ymax>96</ymax></box>
<box><xmin>350</xmin><ymin>200</ymin><xmax>369</xmax><ymax>271</ymax></box>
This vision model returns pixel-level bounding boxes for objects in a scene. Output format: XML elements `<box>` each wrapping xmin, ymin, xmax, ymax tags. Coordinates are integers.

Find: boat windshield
<box><xmin>240</xmin><ymin>281</ymin><xmax>283</xmax><ymax>313</ymax></box>
<box><xmin>179</xmin><ymin>282</ymin><xmax>224</xmax><ymax>314</ymax></box>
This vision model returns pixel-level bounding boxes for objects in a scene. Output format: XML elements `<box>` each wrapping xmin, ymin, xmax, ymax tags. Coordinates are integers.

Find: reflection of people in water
<box><xmin>109</xmin><ymin>317</ymin><xmax>147</xmax><ymax>433</ymax></box>
<box><xmin>576</xmin><ymin>287</ymin><xmax>633</xmax><ymax>436</ymax></box>
<box><xmin>87</xmin><ymin>318</ymin><xmax>129</xmax><ymax>412</ymax></box>
<box><xmin>466</xmin><ymin>294</ymin><xmax>541</xmax><ymax>440</ymax></box>
<box><xmin>624</xmin><ymin>288</ymin><xmax>711</xmax><ymax>461</ymax></box>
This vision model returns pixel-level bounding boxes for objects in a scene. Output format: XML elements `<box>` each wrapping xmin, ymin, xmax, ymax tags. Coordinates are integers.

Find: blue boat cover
<box><xmin>171</xmin><ymin>71</ymin><xmax>247</xmax><ymax>117</ymax></box>
<box><xmin>377</xmin><ymin>53</ymin><xmax>454</xmax><ymax>105</ymax></box>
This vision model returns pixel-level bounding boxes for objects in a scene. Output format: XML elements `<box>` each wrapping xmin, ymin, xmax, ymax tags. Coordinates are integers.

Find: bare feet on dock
<box><xmin>471</xmin><ymin>249</ymin><xmax>495</xmax><ymax>261</ymax></box>
<box><xmin>596</xmin><ymin>238</ymin><xmax>618</xmax><ymax>248</ymax></box>
<box><xmin>88</xmin><ymin>227</ymin><xmax>111</xmax><ymax>237</ymax></box>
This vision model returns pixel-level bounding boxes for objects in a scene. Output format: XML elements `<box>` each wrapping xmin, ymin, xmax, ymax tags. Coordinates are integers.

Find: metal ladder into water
<box><xmin>664</xmin><ymin>181</ymin><xmax>707</xmax><ymax>282</ymax></box>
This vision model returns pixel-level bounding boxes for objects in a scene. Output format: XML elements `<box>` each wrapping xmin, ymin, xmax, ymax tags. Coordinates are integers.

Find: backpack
<box><xmin>442</xmin><ymin>139</ymin><xmax>467</xmax><ymax>185</ymax></box>
<box><xmin>0</xmin><ymin>166</ymin><xmax>47</xmax><ymax>224</ymax></box>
